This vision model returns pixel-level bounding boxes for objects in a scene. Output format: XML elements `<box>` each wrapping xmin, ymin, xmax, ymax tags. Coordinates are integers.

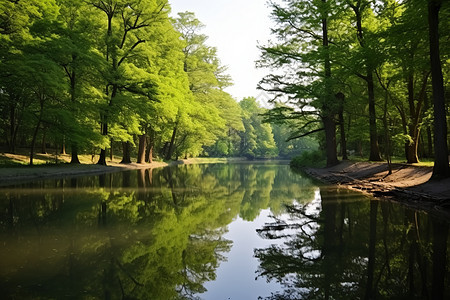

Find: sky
<box><xmin>168</xmin><ymin>0</ymin><xmax>273</xmax><ymax>102</ymax></box>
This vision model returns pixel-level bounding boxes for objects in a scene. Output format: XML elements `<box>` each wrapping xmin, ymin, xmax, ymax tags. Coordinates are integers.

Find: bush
<box><xmin>290</xmin><ymin>150</ymin><xmax>326</xmax><ymax>168</ymax></box>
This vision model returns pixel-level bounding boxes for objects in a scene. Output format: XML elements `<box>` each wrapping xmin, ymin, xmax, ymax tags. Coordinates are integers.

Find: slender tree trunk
<box><xmin>424</xmin><ymin>93</ymin><xmax>433</xmax><ymax>157</ymax></box>
<box><xmin>166</xmin><ymin>123</ymin><xmax>178</xmax><ymax>161</ymax></box>
<box><xmin>110</xmin><ymin>139</ymin><xmax>114</xmax><ymax>161</ymax></box>
<box><xmin>97</xmin><ymin>121</ymin><xmax>108</xmax><ymax>165</ymax></box>
<box><xmin>8</xmin><ymin>101</ymin><xmax>16</xmax><ymax>153</ymax></box>
<box><xmin>97</xmin><ymin>13</ymin><xmax>115</xmax><ymax>166</ymax></box>
<box><xmin>406</xmin><ymin>74</ymin><xmax>419</xmax><ymax>163</ymax></box>
<box><xmin>367</xmin><ymin>72</ymin><xmax>382</xmax><ymax>161</ymax></box>
<box><xmin>337</xmin><ymin>92</ymin><xmax>348</xmax><ymax>160</ymax></box>
<box><xmin>383</xmin><ymin>89</ymin><xmax>392</xmax><ymax>175</ymax></box>
<box><xmin>68</xmin><ymin>65</ymin><xmax>80</xmax><ymax>164</ymax></box>
<box><xmin>351</xmin><ymin>3</ymin><xmax>382</xmax><ymax>162</ymax></box>
<box><xmin>321</xmin><ymin>0</ymin><xmax>338</xmax><ymax>167</ymax></box>
<box><xmin>145</xmin><ymin>132</ymin><xmax>154</xmax><ymax>163</ymax></box>
<box><xmin>30</xmin><ymin>100</ymin><xmax>44</xmax><ymax>166</ymax></box>
<box><xmin>137</xmin><ymin>134</ymin><xmax>146</xmax><ymax>163</ymax></box>
<box><xmin>428</xmin><ymin>0</ymin><xmax>450</xmax><ymax>179</ymax></box>
<box><xmin>41</xmin><ymin>127</ymin><xmax>47</xmax><ymax>154</ymax></box>
<box><xmin>323</xmin><ymin>115</ymin><xmax>338</xmax><ymax>167</ymax></box>
<box><xmin>61</xmin><ymin>137</ymin><xmax>66</xmax><ymax>155</ymax></box>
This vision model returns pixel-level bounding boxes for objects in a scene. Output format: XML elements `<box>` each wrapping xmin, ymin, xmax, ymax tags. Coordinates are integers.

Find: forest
<box><xmin>0</xmin><ymin>0</ymin><xmax>449</xmax><ymax>177</ymax></box>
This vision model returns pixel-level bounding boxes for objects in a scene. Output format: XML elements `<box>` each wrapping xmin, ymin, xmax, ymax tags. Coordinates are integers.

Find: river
<box><xmin>0</xmin><ymin>162</ymin><xmax>449</xmax><ymax>299</ymax></box>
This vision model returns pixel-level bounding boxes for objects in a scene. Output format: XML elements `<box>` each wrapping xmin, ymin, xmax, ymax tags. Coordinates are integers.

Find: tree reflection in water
<box><xmin>0</xmin><ymin>163</ymin><xmax>311</xmax><ymax>299</ymax></box>
<box><xmin>255</xmin><ymin>187</ymin><xmax>450</xmax><ymax>300</ymax></box>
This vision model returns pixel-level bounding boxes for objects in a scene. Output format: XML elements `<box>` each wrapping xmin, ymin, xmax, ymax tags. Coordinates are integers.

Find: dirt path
<box><xmin>303</xmin><ymin>161</ymin><xmax>450</xmax><ymax>217</ymax></box>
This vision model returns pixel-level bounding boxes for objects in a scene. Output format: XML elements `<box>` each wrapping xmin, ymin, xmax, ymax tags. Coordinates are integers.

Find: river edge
<box><xmin>0</xmin><ymin>158</ymin><xmax>241</xmax><ymax>187</ymax></box>
<box><xmin>303</xmin><ymin>161</ymin><xmax>450</xmax><ymax>218</ymax></box>
<box><xmin>2</xmin><ymin>158</ymin><xmax>449</xmax><ymax>218</ymax></box>
<box><xmin>0</xmin><ymin>158</ymin><xmax>290</xmax><ymax>187</ymax></box>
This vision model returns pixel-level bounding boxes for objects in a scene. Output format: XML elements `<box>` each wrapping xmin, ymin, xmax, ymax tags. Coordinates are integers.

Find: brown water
<box><xmin>0</xmin><ymin>163</ymin><xmax>449</xmax><ymax>299</ymax></box>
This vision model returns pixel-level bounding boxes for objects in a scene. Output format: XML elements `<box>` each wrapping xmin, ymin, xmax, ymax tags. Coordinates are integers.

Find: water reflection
<box><xmin>0</xmin><ymin>163</ymin><xmax>316</xmax><ymax>299</ymax></box>
<box><xmin>255</xmin><ymin>187</ymin><xmax>450</xmax><ymax>300</ymax></box>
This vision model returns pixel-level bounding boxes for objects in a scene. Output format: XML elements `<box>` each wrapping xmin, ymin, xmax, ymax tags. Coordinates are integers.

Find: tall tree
<box><xmin>258</xmin><ymin>0</ymin><xmax>339</xmax><ymax>166</ymax></box>
<box><xmin>169</xmin><ymin>12</ymin><xmax>232</xmax><ymax>159</ymax></box>
<box><xmin>428</xmin><ymin>0</ymin><xmax>450</xmax><ymax>178</ymax></box>
<box><xmin>345</xmin><ymin>0</ymin><xmax>382</xmax><ymax>161</ymax></box>
<box><xmin>90</xmin><ymin>0</ymin><xmax>168</xmax><ymax>165</ymax></box>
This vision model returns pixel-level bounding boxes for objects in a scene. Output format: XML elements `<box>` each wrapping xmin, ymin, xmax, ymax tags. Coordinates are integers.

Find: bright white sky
<box><xmin>168</xmin><ymin>0</ymin><xmax>273</xmax><ymax>101</ymax></box>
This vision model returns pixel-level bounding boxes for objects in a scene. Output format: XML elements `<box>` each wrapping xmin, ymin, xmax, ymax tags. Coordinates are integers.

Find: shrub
<box><xmin>290</xmin><ymin>150</ymin><xmax>326</xmax><ymax>168</ymax></box>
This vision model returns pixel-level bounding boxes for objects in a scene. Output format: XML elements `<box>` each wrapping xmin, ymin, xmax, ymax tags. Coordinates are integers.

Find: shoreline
<box><xmin>303</xmin><ymin>160</ymin><xmax>450</xmax><ymax>218</ymax></box>
<box><xmin>0</xmin><ymin>157</ymin><xmax>286</xmax><ymax>186</ymax></box>
<box><xmin>0</xmin><ymin>161</ymin><xmax>171</xmax><ymax>186</ymax></box>
<box><xmin>1</xmin><ymin>158</ymin><xmax>449</xmax><ymax>218</ymax></box>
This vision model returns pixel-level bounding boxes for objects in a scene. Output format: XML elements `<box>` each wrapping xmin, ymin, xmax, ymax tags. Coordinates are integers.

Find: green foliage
<box><xmin>290</xmin><ymin>150</ymin><xmax>326</xmax><ymax>168</ymax></box>
<box><xmin>238</xmin><ymin>97</ymin><xmax>278</xmax><ymax>159</ymax></box>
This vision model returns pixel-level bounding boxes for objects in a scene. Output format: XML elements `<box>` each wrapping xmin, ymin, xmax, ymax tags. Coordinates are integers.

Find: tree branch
<box><xmin>287</xmin><ymin>127</ymin><xmax>324</xmax><ymax>141</ymax></box>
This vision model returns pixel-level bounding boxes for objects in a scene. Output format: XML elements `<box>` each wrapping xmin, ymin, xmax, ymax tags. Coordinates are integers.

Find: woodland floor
<box><xmin>304</xmin><ymin>161</ymin><xmax>450</xmax><ymax>218</ymax></box>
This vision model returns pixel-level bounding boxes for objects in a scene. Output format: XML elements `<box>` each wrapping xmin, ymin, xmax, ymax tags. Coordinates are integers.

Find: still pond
<box><xmin>0</xmin><ymin>162</ymin><xmax>449</xmax><ymax>299</ymax></box>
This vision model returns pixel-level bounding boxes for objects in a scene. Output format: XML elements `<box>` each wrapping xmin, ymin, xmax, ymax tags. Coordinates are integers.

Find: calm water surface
<box><xmin>0</xmin><ymin>163</ymin><xmax>449</xmax><ymax>299</ymax></box>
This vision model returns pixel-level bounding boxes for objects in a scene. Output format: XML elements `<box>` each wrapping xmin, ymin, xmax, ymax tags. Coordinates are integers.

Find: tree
<box><xmin>90</xmin><ymin>0</ymin><xmax>168</xmax><ymax>165</ymax></box>
<box><xmin>258</xmin><ymin>0</ymin><xmax>340</xmax><ymax>166</ymax></box>
<box><xmin>344</xmin><ymin>0</ymin><xmax>383</xmax><ymax>161</ymax></box>
<box><xmin>169</xmin><ymin>12</ymin><xmax>233</xmax><ymax>160</ymax></box>
<box><xmin>428</xmin><ymin>0</ymin><xmax>450</xmax><ymax>178</ymax></box>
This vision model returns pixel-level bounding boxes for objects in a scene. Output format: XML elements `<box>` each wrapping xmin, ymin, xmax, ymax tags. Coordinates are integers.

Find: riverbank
<box><xmin>0</xmin><ymin>156</ymin><xmax>235</xmax><ymax>187</ymax></box>
<box><xmin>303</xmin><ymin>161</ymin><xmax>450</xmax><ymax>217</ymax></box>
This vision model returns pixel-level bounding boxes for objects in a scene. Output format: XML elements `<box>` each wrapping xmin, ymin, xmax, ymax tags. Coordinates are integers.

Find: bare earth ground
<box><xmin>304</xmin><ymin>161</ymin><xmax>450</xmax><ymax>217</ymax></box>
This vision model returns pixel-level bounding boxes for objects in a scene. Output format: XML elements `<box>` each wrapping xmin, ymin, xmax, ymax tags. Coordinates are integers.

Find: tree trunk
<box><xmin>166</xmin><ymin>123</ymin><xmax>178</xmax><ymax>160</ymax></box>
<box><xmin>137</xmin><ymin>134</ymin><xmax>146</xmax><ymax>164</ymax></box>
<box><xmin>41</xmin><ymin>127</ymin><xmax>47</xmax><ymax>154</ymax></box>
<box><xmin>145</xmin><ymin>132</ymin><xmax>154</xmax><ymax>163</ymax></box>
<box><xmin>97</xmin><ymin>119</ymin><xmax>108</xmax><ymax>165</ymax></box>
<box><xmin>98</xmin><ymin>13</ymin><xmax>116</xmax><ymax>166</ymax></box>
<box><xmin>109</xmin><ymin>139</ymin><xmax>113</xmax><ymax>161</ymax></box>
<box><xmin>383</xmin><ymin>90</ymin><xmax>392</xmax><ymax>175</ymax></box>
<box><xmin>30</xmin><ymin>100</ymin><xmax>44</xmax><ymax>166</ymax></box>
<box><xmin>428</xmin><ymin>0</ymin><xmax>449</xmax><ymax>179</ymax></box>
<box><xmin>61</xmin><ymin>137</ymin><xmax>66</xmax><ymax>155</ymax></box>
<box><xmin>70</xmin><ymin>144</ymin><xmax>80</xmax><ymax>164</ymax></box>
<box><xmin>323</xmin><ymin>115</ymin><xmax>338</xmax><ymax>167</ymax></box>
<box><xmin>367</xmin><ymin>71</ymin><xmax>382</xmax><ymax>161</ymax></box>
<box><xmin>8</xmin><ymin>101</ymin><xmax>16</xmax><ymax>153</ymax></box>
<box><xmin>424</xmin><ymin>93</ymin><xmax>433</xmax><ymax>157</ymax></box>
<box><xmin>321</xmin><ymin>0</ymin><xmax>338</xmax><ymax>167</ymax></box>
<box><xmin>120</xmin><ymin>141</ymin><xmax>132</xmax><ymax>164</ymax></box>
<box><xmin>352</xmin><ymin>2</ymin><xmax>382</xmax><ymax>162</ymax></box>
<box><xmin>337</xmin><ymin>92</ymin><xmax>348</xmax><ymax>160</ymax></box>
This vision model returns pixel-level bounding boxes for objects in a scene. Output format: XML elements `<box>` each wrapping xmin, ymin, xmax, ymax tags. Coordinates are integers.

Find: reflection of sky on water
<box><xmin>199</xmin><ymin>209</ymin><xmax>283</xmax><ymax>300</ymax></box>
